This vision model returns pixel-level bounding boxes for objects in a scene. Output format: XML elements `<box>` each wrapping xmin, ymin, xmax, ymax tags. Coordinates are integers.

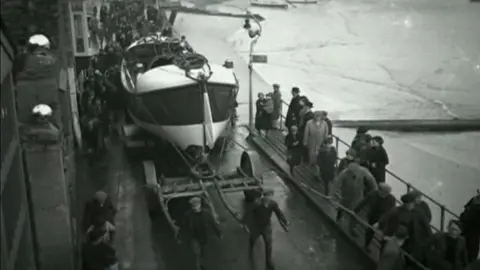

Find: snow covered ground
<box><xmin>173</xmin><ymin>0</ymin><xmax>480</xmax><ymax>223</ymax></box>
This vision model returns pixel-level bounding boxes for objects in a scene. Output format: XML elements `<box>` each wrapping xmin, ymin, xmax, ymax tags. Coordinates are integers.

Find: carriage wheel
<box><xmin>240</xmin><ymin>151</ymin><xmax>262</xmax><ymax>202</ymax></box>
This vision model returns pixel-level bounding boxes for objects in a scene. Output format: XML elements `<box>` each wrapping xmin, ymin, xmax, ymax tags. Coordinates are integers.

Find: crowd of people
<box><xmin>79</xmin><ymin>0</ymin><xmax>172</xmax><ymax>155</ymax></box>
<box><xmin>274</xmin><ymin>85</ymin><xmax>480</xmax><ymax>270</ymax></box>
<box><xmin>82</xmin><ymin>191</ymin><xmax>118</xmax><ymax>270</ymax></box>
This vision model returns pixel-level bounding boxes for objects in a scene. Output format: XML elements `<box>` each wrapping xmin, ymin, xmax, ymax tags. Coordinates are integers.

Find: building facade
<box><xmin>1</xmin><ymin>19</ymin><xmax>38</xmax><ymax>270</ymax></box>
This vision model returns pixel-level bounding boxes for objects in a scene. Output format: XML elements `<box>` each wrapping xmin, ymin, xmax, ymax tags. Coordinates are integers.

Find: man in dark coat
<box><xmin>285</xmin><ymin>87</ymin><xmax>302</xmax><ymax>130</ymax></box>
<box><xmin>337</xmin><ymin>148</ymin><xmax>356</xmax><ymax>174</ymax></box>
<box><xmin>83</xmin><ymin>227</ymin><xmax>118</xmax><ymax>270</ymax></box>
<box><xmin>379</xmin><ymin>192</ymin><xmax>432</xmax><ymax>259</ymax></box>
<box><xmin>285</xmin><ymin>125</ymin><xmax>302</xmax><ymax>175</ymax></box>
<box><xmin>354</xmin><ymin>183</ymin><xmax>396</xmax><ymax>251</ymax></box>
<box><xmin>244</xmin><ymin>189</ymin><xmax>289</xmax><ymax>270</ymax></box>
<box><xmin>317</xmin><ymin>135</ymin><xmax>337</xmax><ymax>194</ymax></box>
<box><xmin>460</xmin><ymin>192</ymin><xmax>480</xmax><ymax>262</ymax></box>
<box><xmin>368</xmin><ymin>136</ymin><xmax>389</xmax><ymax>184</ymax></box>
<box><xmin>425</xmin><ymin>220</ymin><xmax>469</xmax><ymax>270</ymax></box>
<box><xmin>320</xmin><ymin>110</ymin><xmax>333</xmax><ymax>135</ymax></box>
<box><xmin>83</xmin><ymin>191</ymin><xmax>116</xmax><ymax>231</ymax></box>
<box><xmin>178</xmin><ymin>197</ymin><xmax>222</xmax><ymax>270</ymax></box>
<box><xmin>411</xmin><ymin>190</ymin><xmax>432</xmax><ymax>225</ymax></box>
<box><xmin>377</xmin><ymin>226</ymin><xmax>408</xmax><ymax>270</ymax></box>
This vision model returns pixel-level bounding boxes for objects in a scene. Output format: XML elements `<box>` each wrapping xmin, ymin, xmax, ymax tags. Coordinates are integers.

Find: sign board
<box><xmin>251</xmin><ymin>54</ymin><xmax>268</xmax><ymax>63</ymax></box>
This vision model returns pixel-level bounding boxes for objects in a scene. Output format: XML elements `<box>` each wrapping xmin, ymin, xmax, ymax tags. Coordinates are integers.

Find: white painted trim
<box><xmin>133</xmin><ymin>63</ymin><xmax>237</xmax><ymax>93</ymax></box>
<box><xmin>129</xmin><ymin>112</ymin><xmax>229</xmax><ymax>150</ymax></box>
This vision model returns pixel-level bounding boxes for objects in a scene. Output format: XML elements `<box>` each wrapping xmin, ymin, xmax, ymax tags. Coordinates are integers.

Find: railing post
<box><xmin>440</xmin><ymin>205</ymin><xmax>446</xmax><ymax>232</ymax></box>
<box><xmin>279</xmin><ymin>114</ymin><xmax>283</xmax><ymax>130</ymax></box>
<box><xmin>335</xmin><ymin>136</ymin><xmax>339</xmax><ymax>153</ymax></box>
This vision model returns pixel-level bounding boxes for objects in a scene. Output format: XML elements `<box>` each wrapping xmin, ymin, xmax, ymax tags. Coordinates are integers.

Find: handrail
<box><xmin>277</xmin><ymin>99</ymin><xmax>459</xmax><ymax>232</ymax></box>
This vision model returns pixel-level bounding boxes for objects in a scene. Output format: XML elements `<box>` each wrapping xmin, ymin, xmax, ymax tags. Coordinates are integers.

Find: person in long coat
<box><xmin>255</xmin><ymin>93</ymin><xmax>267</xmax><ymax>133</ymax></box>
<box><xmin>317</xmin><ymin>135</ymin><xmax>337</xmax><ymax>194</ymax></box>
<box><xmin>271</xmin><ymin>84</ymin><xmax>282</xmax><ymax>129</ymax></box>
<box><xmin>368</xmin><ymin>136</ymin><xmax>389</xmax><ymax>184</ymax></box>
<box><xmin>377</xmin><ymin>226</ymin><xmax>409</xmax><ymax>270</ymax></box>
<box><xmin>460</xmin><ymin>192</ymin><xmax>480</xmax><ymax>262</ymax></box>
<box><xmin>328</xmin><ymin>158</ymin><xmax>378</xmax><ymax>222</ymax></box>
<box><xmin>285</xmin><ymin>87</ymin><xmax>302</xmax><ymax>129</ymax></box>
<box><xmin>320</xmin><ymin>111</ymin><xmax>333</xmax><ymax>135</ymax></box>
<box><xmin>285</xmin><ymin>125</ymin><xmax>302</xmax><ymax>175</ymax></box>
<box><xmin>379</xmin><ymin>193</ymin><xmax>432</xmax><ymax>261</ymax></box>
<box><xmin>424</xmin><ymin>220</ymin><xmax>469</xmax><ymax>270</ymax></box>
<box><xmin>263</xmin><ymin>93</ymin><xmax>275</xmax><ymax>133</ymax></box>
<box><xmin>303</xmin><ymin>111</ymin><xmax>329</xmax><ymax>166</ymax></box>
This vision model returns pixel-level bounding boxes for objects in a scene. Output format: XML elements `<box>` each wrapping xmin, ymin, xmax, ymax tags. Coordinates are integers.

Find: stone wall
<box><xmin>2</xmin><ymin>0</ymin><xmax>79</xmax><ymax>269</ymax></box>
<box><xmin>0</xmin><ymin>0</ymin><xmax>59</xmax><ymax>48</ymax></box>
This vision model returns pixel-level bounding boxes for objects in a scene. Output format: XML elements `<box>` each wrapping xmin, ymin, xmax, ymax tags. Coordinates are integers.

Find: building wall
<box><xmin>1</xmin><ymin>23</ymin><xmax>37</xmax><ymax>270</ymax></box>
<box><xmin>1</xmin><ymin>0</ymin><xmax>79</xmax><ymax>268</ymax></box>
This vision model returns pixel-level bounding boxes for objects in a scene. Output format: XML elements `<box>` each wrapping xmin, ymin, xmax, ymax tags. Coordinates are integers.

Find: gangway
<box><xmin>275</xmin><ymin>99</ymin><xmax>461</xmax><ymax>232</ymax></box>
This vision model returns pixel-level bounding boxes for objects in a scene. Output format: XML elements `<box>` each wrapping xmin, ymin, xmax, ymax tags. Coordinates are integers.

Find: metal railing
<box><xmin>276</xmin><ymin>99</ymin><xmax>459</xmax><ymax>233</ymax></box>
<box><xmin>253</xmin><ymin>118</ymin><xmax>430</xmax><ymax>269</ymax></box>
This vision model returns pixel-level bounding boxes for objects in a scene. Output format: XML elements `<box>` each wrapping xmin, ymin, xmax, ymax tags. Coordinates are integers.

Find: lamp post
<box><xmin>244</xmin><ymin>13</ymin><xmax>265</xmax><ymax>130</ymax></box>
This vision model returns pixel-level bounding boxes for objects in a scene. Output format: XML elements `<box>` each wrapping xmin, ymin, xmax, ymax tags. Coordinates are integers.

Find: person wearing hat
<box><xmin>243</xmin><ymin>188</ymin><xmax>289</xmax><ymax>270</ymax></box>
<box><xmin>378</xmin><ymin>192</ymin><xmax>432</xmax><ymax>259</ymax></box>
<box><xmin>460</xmin><ymin>191</ymin><xmax>480</xmax><ymax>262</ymax></box>
<box><xmin>297</xmin><ymin>97</ymin><xmax>314</xmax><ymax>137</ymax></box>
<box><xmin>351</xmin><ymin>127</ymin><xmax>370</xmax><ymax>152</ymax></box>
<box><xmin>285</xmin><ymin>87</ymin><xmax>302</xmax><ymax>130</ymax></box>
<box><xmin>424</xmin><ymin>219</ymin><xmax>469</xmax><ymax>270</ymax></box>
<box><xmin>354</xmin><ymin>183</ymin><xmax>396</xmax><ymax>251</ymax></box>
<box><xmin>271</xmin><ymin>84</ymin><xmax>283</xmax><ymax>129</ymax></box>
<box><xmin>317</xmin><ymin>135</ymin><xmax>337</xmax><ymax>194</ymax></box>
<box><xmin>303</xmin><ymin>110</ymin><xmax>328</xmax><ymax>168</ymax></box>
<box><xmin>377</xmin><ymin>226</ymin><xmax>409</xmax><ymax>270</ymax></box>
<box><xmin>337</xmin><ymin>148</ymin><xmax>356</xmax><ymax>174</ymax></box>
<box><xmin>83</xmin><ymin>226</ymin><xmax>118</xmax><ymax>270</ymax></box>
<box><xmin>411</xmin><ymin>189</ymin><xmax>432</xmax><ymax>224</ymax></box>
<box><xmin>319</xmin><ymin>110</ymin><xmax>332</xmax><ymax>135</ymax></box>
<box><xmin>285</xmin><ymin>125</ymin><xmax>302</xmax><ymax>175</ymax></box>
<box><xmin>178</xmin><ymin>196</ymin><xmax>222</xmax><ymax>270</ymax></box>
<box><xmin>368</xmin><ymin>135</ymin><xmax>390</xmax><ymax>184</ymax></box>
<box><xmin>328</xmin><ymin>154</ymin><xmax>377</xmax><ymax>222</ymax></box>
<box><xmin>83</xmin><ymin>190</ymin><xmax>117</xmax><ymax>232</ymax></box>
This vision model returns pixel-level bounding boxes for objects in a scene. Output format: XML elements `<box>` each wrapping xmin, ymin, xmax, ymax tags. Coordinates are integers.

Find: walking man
<box><xmin>244</xmin><ymin>189</ymin><xmax>289</xmax><ymax>270</ymax></box>
<box><xmin>178</xmin><ymin>197</ymin><xmax>223</xmax><ymax>270</ymax></box>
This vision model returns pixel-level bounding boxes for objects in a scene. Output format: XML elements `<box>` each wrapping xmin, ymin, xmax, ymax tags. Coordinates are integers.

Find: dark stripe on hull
<box><xmin>126</xmin><ymin>83</ymin><xmax>236</xmax><ymax>126</ymax></box>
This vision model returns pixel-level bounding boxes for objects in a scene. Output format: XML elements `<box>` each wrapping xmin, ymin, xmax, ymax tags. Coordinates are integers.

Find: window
<box><xmin>73</xmin><ymin>14</ymin><xmax>85</xmax><ymax>53</ymax></box>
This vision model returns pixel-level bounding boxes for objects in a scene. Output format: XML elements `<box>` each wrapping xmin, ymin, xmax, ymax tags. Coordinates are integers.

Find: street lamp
<box><xmin>243</xmin><ymin>15</ymin><xmax>266</xmax><ymax>130</ymax></box>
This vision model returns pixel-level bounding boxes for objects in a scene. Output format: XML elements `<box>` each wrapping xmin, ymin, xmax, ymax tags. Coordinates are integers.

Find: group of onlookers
<box><xmin>259</xmin><ymin>85</ymin><xmax>480</xmax><ymax>270</ymax></box>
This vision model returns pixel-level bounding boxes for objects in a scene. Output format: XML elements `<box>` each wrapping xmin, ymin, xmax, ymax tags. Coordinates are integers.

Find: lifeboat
<box><xmin>120</xmin><ymin>34</ymin><xmax>239</xmax><ymax>151</ymax></box>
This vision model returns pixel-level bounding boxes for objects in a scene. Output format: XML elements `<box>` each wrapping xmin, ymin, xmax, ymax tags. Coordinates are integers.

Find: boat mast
<box><xmin>200</xmin><ymin>77</ymin><xmax>208</xmax><ymax>154</ymax></box>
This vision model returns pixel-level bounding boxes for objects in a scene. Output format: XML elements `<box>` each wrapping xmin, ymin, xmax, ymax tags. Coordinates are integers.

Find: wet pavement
<box><xmin>146</xmin><ymin>126</ymin><xmax>370</xmax><ymax>270</ymax></box>
<box><xmin>78</xmin><ymin>132</ymin><xmax>370</xmax><ymax>269</ymax></box>
<box><xmin>173</xmin><ymin>0</ymin><xmax>480</xmax><ymax>221</ymax></box>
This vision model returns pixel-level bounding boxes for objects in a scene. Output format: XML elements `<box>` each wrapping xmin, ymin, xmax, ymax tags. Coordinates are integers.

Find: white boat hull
<box><xmin>129</xmin><ymin>112</ymin><xmax>230</xmax><ymax>150</ymax></box>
